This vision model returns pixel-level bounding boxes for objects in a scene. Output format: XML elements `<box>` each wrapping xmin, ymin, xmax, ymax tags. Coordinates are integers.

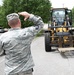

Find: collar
<box><xmin>9</xmin><ymin>27</ymin><xmax>21</xmax><ymax>31</ymax></box>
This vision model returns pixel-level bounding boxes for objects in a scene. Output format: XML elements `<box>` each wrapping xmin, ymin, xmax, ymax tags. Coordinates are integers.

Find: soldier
<box><xmin>0</xmin><ymin>12</ymin><xmax>44</xmax><ymax>75</ymax></box>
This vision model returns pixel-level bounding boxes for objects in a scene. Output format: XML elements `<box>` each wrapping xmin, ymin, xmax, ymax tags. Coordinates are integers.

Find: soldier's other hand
<box><xmin>18</xmin><ymin>11</ymin><xmax>30</xmax><ymax>21</ymax></box>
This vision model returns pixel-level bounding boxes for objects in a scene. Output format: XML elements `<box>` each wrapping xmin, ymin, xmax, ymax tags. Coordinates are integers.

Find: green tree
<box><xmin>0</xmin><ymin>0</ymin><xmax>51</xmax><ymax>28</ymax></box>
<box><xmin>72</xmin><ymin>7</ymin><xmax>74</xmax><ymax>26</ymax></box>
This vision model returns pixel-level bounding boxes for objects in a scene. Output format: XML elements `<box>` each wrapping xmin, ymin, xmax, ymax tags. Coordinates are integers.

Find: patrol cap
<box><xmin>6</xmin><ymin>13</ymin><xmax>19</xmax><ymax>22</ymax></box>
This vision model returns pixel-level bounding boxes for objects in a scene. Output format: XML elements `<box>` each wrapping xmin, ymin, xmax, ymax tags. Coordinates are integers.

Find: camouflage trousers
<box><xmin>9</xmin><ymin>69</ymin><xmax>33</xmax><ymax>75</ymax></box>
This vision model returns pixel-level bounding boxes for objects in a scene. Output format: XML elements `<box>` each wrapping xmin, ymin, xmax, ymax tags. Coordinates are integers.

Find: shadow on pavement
<box><xmin>60</xmin><ymin>51</ymin><xmax>74</xmax><ymax>58</ymax></box>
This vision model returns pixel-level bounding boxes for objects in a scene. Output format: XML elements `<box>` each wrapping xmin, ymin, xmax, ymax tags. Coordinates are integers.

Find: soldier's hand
<box><xmin>18</xmin><ymin>11</ymin><xmax>30</xmax><ymax>21</ymax></box>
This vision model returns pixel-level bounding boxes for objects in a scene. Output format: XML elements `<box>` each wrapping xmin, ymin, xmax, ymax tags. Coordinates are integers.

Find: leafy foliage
<box><xmin>0</xmin><ymin>0</ymin><xmax>51</xmax><ymax>28</ymax></box>
<box><xmin>72</xmin><ymin>7</ymin><xmax>74</xmax><ymax>26</ymax></box>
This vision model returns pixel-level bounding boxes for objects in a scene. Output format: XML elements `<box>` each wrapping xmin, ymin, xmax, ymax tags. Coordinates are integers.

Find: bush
<box><xmin>36</xmin><ymin>29</ymin><xmax>44</xmax><ymax>37</ymax></box>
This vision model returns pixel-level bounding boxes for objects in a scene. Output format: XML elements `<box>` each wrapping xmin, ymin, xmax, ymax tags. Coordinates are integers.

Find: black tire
<box><xmin>45</xmin><ymin>32</ymin><xmax>51</xmax><ymax>52</ymax></box>
<box><xmin>70</xmin><ymin>30</ymin><xmax>74</xmax><ymax>47</ymax></box>
<box><xmin>72</xmin><ymin>30</ymin><xmax>74</xmax><ymax>34</ymax></box>
<box><xmin>70</xmin><ymin>30</ymin><xmax>74</xmax><ymax>35</ymax></box>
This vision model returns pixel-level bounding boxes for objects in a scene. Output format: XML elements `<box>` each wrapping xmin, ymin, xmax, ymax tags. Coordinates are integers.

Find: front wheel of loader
<box><xmin>45</xmin><ymin>32</ymin><xmax>51</xmax><ymax>52</ymax></box>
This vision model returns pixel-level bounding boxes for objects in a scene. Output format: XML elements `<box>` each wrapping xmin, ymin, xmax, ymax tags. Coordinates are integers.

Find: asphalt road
<box><xmin>0</xmin><ymin>36</ymin><xmax>74</xmax><ymax>75</ymax></box>
<box><xmin>31</xmin><ymin>36</ymin><xmax>74</xmax><ymax>75</ymax></box>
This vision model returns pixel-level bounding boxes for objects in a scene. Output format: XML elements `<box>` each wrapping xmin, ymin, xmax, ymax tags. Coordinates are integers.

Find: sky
<box><xmin>0</xmin><ymin>0</ymin><xmax>74</xmax><ymax>9</ymax></box>
<box><xmin>0</xmin><ymin>0</ymin><xmax>3</xmax><ymax>6</ymax></box>
<box><xmin>50</xmin><ymin>0</ymin><xmax>74</xmax><ymax>9</ymax></box>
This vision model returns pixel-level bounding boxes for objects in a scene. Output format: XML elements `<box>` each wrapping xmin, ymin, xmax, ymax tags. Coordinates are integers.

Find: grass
<box><xmin>36</xmin><ymin>29</ymin><xmax>44</xmax><ymax>37</ymax></box>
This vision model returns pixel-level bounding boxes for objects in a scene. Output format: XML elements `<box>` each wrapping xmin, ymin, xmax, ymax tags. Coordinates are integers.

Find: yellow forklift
<box><xmin>44</xmin><ymin>8</ymin><xmax>74</xmax><ymax>52</ymax></box>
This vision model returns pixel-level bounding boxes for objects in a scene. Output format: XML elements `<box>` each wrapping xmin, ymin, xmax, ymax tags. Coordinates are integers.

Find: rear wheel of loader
<box><xmin>45</xmin><ymin>32</ymin><xmax>51</xmax><ymax>52</ymax></box>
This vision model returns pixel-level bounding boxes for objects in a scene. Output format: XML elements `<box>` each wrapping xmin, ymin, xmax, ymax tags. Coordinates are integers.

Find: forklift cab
<box><xmin>51</xmin><ymin>8</ymin><xmax>72</xmax><ymax>26</ymax></box>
